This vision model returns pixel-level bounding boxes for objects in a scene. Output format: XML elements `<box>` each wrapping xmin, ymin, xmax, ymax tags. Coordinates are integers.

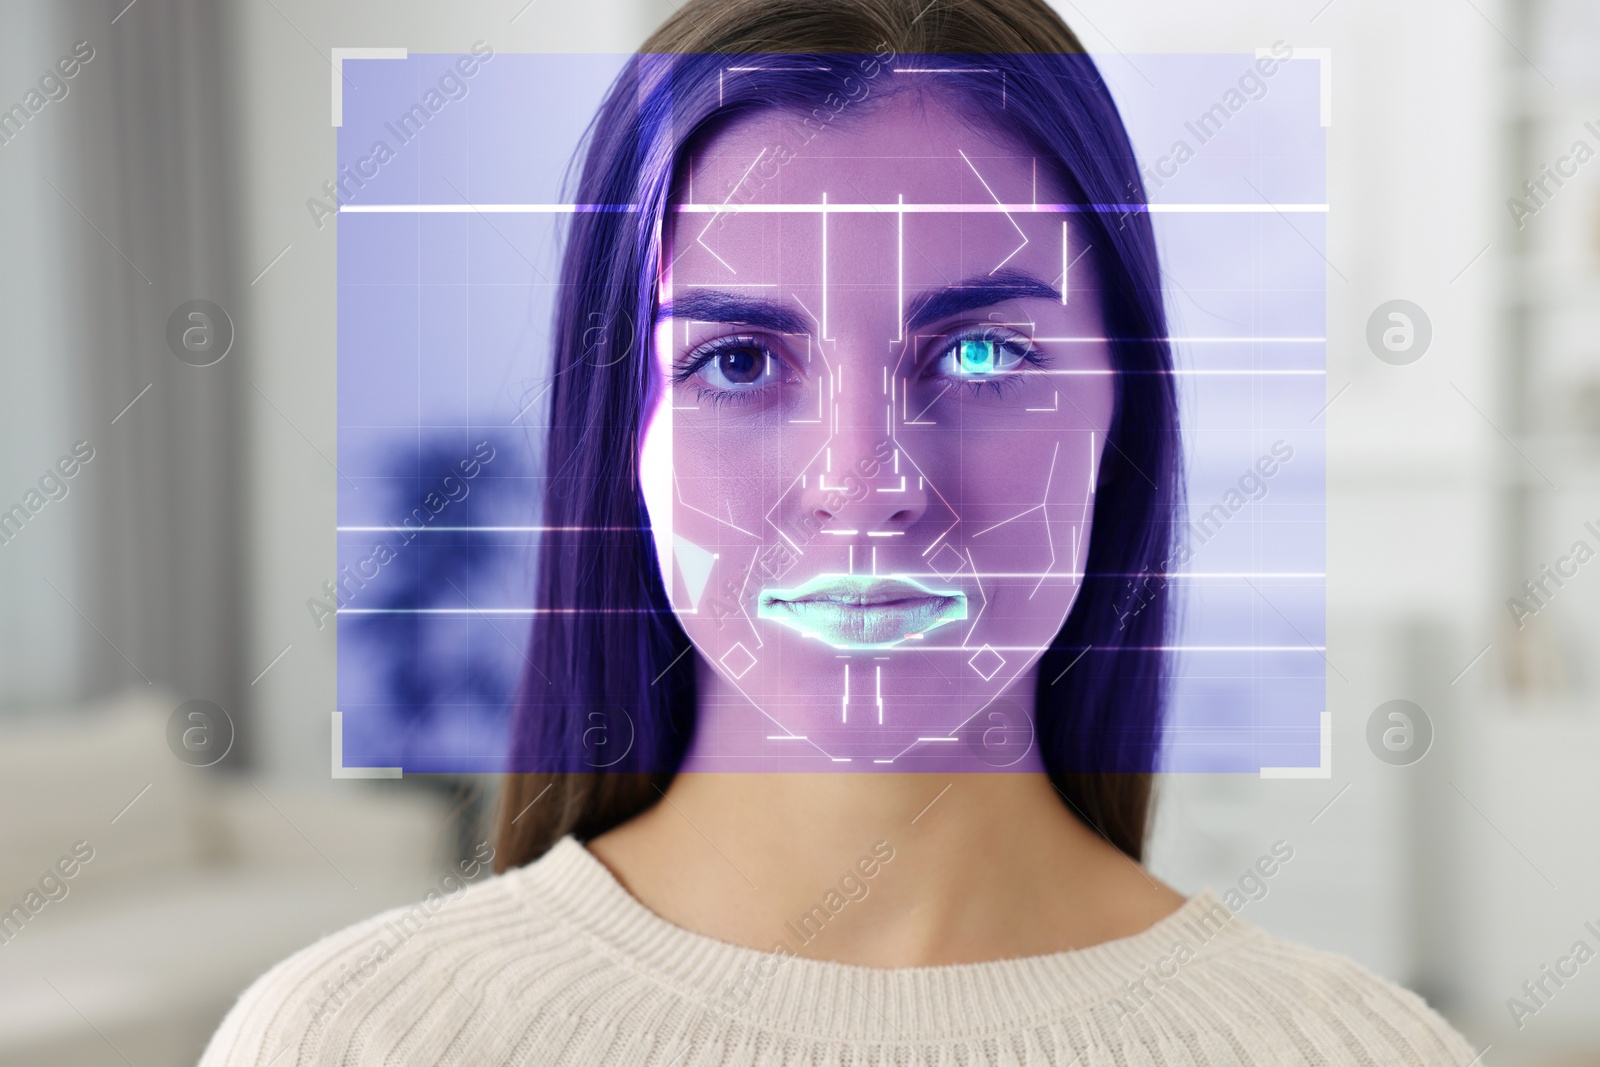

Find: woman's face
<box><xmin>638</xmin><ymin>89</ymin><xmax>1115</xmax><ymax>767</ymax></box>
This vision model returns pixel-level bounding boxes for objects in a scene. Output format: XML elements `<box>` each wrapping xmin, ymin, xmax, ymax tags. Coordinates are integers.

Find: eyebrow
<box><xmin>653</xmin><ymin>291</ymin><xmax>811</xmax><ymax>335</ymax></box>
<box><xmin>654</xmin><ymin>268</ymin><xmax>1061</xmax><ymax>336</ymax></box>
<box><xmin>903</xmin><ymin>269</ymin><xmax>1062</xmax><ymax>331</ymax></box>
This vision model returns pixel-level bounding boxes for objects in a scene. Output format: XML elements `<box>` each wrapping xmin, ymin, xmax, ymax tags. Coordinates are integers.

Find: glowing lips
<box><xmin>757</xmin><ymin>574</ymin><xmax>967</xmax><ymax>649</ymax></box>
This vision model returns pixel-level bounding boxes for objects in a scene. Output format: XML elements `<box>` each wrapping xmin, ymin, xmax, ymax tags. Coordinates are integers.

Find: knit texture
<box><xmin>199</xmin><ymin>836</ymin><xmax>1478</xmax><ymax>1066</ymax></box>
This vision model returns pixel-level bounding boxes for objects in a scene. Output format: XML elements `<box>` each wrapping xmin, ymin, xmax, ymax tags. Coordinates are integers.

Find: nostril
<box><xmin>890</xmin><ymin>509</ymin><xmax>914</xmax><ymax>523</ymax></box>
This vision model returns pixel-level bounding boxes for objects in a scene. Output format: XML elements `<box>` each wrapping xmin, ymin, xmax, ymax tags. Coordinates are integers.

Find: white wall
<box><xmin>1069</xmin><ymin>1</ymin><xmax>1600</xmax><ymax>1058</ymax></box>
<box><xmin>229</xmin><ymin>0</ymin><xmax>658</xmax><ymax>785</ymax></box>
<box><xmin>0</xmin><ymin>2</ymin><xmax>86</xmax><ymax>708</ymax></box>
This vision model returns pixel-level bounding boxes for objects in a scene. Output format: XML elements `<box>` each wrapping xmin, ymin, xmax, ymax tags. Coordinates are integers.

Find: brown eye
<box><xmin>684</xmin><ymin>338</ymin><xmax>788</xmax><ymax>393</ymax></box>
<box><xmin>716</xmin><ymin>347</ymin><xmax>765</xmax><ymax>385</ymax></box>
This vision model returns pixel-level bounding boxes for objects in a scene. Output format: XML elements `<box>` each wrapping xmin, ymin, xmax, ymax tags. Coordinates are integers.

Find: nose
<box><xmin>797</xmin><ymin>434</ymin><xmax>927</xmax><ymax>534</ymax></box>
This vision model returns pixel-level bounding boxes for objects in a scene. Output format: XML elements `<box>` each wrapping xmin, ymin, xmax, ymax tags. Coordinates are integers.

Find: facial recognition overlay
<box><xmin>334</xmin><ymin>49</ymin><xmax>1325</xmax><ymax>775</ymax></box>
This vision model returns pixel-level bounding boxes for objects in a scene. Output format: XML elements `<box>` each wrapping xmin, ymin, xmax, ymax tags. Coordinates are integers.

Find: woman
<box><xmin>202</xmin><ymin>0</ymin><xmax>1476</xmax><ymax>1063</ymax></box>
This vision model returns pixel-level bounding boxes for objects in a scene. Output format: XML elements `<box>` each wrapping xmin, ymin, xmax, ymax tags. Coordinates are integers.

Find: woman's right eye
<box><xmin>673</xmin><ymin>337</ymin><xmax>792</xmax><ymax>398</ymax></box>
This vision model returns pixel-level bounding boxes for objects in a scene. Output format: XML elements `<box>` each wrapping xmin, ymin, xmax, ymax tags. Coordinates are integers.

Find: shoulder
<box><xmin>196</xmin><ymin>860</ymin><xmax>563</xmax><ymax>1067</ymax></box>
<box><xmin>1147</xmin><ymin>903</ymin><xmax>1479</xmax><ymax>1066</ymax></box>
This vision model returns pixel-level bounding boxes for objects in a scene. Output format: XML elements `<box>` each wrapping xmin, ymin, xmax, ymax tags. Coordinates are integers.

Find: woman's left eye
<box><xmin>929</xmin><ymin>330</ymin><xmax>1044</xmax><ymax>387</ymax></box>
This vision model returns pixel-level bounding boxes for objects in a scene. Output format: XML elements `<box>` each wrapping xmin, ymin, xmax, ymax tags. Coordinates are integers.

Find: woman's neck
<box><xmin>585</xmin><ymin>766</ymin><xmax>1187</xmax><ymax>968</ymax></box>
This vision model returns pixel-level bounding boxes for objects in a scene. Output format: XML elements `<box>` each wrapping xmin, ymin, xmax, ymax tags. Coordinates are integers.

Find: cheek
<box><xmin>957</xmin><ymin>432</ymin><xmax>1094</xmax><ymax>572</ymax></box>
<box><xmin>639</xmin><ymin>399</ymin><xmax>773</xmax><ymax>630</ymax></box>
<box><xmin>637</xmin><ymin>399</ymin><xmax>678</xmax><ymax>598</ymax></box>
<box><xmin>941</xmin><ymin>378</ymin><xmax>1111</xmax><ymax>637</ymax></box>
<box><xmin>925</xmin><ymin>420</ymin><xmax>1101</xmax><ymax>540</ymax></box>
<box><xmin>641</xmin><ymin>416</ymin><xmax>729</xmax><ymax>632</ymax></box>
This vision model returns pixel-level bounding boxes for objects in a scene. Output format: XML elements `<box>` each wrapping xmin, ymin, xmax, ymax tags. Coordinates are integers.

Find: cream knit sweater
<box><xmin>199</xmin><ymin>836</ymin><xmax>1478</xmax><ymax>1066</ymax></box>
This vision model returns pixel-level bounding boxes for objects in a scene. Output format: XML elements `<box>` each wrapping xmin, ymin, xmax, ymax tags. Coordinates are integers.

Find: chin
<box><xmin>684</xmin><ymin>615</ymin><xmax>1058</xmax><ymax>770</ymax></box>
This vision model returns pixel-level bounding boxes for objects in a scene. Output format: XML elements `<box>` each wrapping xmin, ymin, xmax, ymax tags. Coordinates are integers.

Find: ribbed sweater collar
<box><xmin>509</xmin><ymin>835</ymin><xmax>1257</xmax><ymax>1042</ymax></box>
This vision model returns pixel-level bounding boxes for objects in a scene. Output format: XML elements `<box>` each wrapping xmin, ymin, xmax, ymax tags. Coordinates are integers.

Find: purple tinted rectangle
<box><xmin>335</xmin><ymin>52</ymin><xmax>1326</xmax><ymax>773</ymax></box>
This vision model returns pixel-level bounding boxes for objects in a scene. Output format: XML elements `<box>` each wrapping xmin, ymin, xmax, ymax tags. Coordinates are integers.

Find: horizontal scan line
<box><xmin>900</xmin><ymin>645</ymin><xmax>1330</xmax><ymax>653</ymax></box>
<box><xmin>337</xmin><ymin>608</ymin><xmax>666</xmax><ymax>615</ymax></box>
<box><xmin>995</xmin><ymin>337</ymin><xmax>1327</xmax><ymax>344</ymax></box>
<box><xmin>673</xmin><ymin>203</ymin><xmax>1331</xmax><ymax>214</ymax></box>
<box><xmin>1032</xmin><ymin>369</ymin><xmax>1324</xmax><ymax>375</ymax></box>
<box><xmin>340</xmin><ymin>202</ymin><xmax>1330</xmax><ymax>215</ymax></box>
<box><xmin>341</xmin><ymin>203</ymin><xmax>639</xmax><ymax>213</ymax></box>
<box><xmin>885</xmin><ymin>572</ymin><xmax>1326</xmax><ymax>579</ymax></box>
<box><xmin>335</xmin><ymin>526</ymin><xmax>648</xmax><ymax>532</ymax></box>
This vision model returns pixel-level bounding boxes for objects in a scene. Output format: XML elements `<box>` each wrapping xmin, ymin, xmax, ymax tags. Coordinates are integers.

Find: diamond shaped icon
<box><xmin>929</xmin><ymin>543</ymin><xmax>967</xmax><ymax>581</ymax></box>
<box><xmin>719</xmin><ymin>641</ymin><xmax>757</xmax><ymax>679</ymax></box>
<box><xmin>968</xmin><ymin>644</ymin><xmax>1006</xmax><ymax>682</ymax></box>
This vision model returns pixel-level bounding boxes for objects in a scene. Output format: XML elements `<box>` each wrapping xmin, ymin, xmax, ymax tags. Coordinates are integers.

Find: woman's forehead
<box><xmin>665</xmin><ymin>92</ymin><xmax>1078</xmax><ymax>290</ymax></box>
<box><xmin>676</xmin><ymin>90</ymin><xmax>1048</xmax><ymax>211</ymax></box>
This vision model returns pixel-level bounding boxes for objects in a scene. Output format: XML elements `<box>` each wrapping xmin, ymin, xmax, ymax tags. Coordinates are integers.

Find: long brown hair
<box><xmin>496</xmin><ymin>0</ymin><xmax>1171</xmax><ymax>873</ymax></box>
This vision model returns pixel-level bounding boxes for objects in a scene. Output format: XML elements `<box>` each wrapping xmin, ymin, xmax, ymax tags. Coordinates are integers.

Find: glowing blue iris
<box><xmin>957</xmin><ymin>339</ymin><xmax>998</xmax><ymax>375</ymax></box>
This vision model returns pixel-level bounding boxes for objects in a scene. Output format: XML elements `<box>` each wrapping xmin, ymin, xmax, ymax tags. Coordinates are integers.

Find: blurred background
<box><xmin>1</xmin><ymin>0</ymin><xmax>1597</xmax><ymax>1063</ymax></box>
